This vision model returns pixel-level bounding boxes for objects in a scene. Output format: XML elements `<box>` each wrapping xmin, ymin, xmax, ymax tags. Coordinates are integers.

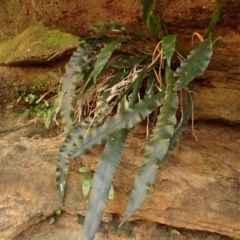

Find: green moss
<box><xmin>31</xmin><ymin>77</ymin><xmax>56</xmax><ymax>92</ymax></box>
<box><xmin>0</xmin><ymin>23</ymin><xmax>80</xmax><ymax>65</ymax></box>
<box><xmin>27</xmin><ymin>23</ymin><xmax>78</xmax><ymax>48</ymax></box>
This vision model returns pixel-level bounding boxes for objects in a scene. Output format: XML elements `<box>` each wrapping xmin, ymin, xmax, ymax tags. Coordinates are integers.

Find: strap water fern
<box><xmin>56</xmin><ymin>0</ymin><xmax>222</xmax><ymax>239</ymax></box>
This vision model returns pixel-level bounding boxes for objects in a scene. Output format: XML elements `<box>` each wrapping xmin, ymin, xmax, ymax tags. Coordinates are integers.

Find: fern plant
<box><xmin>56</xmin><ymin>0</ymin><xmax>222</xmax><ymax>239</ymax></box>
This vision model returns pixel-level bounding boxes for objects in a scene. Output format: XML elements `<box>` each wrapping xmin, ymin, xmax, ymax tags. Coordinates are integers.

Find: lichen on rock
<box><xmin>0</xmin><ymin>23</ymin><xmax>80</xmax><ymax>66</ymax></box>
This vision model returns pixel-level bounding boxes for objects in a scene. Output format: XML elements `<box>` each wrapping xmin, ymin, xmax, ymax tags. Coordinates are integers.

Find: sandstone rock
<box><xmin>0</xmin><ymin>0</ymin><xmax>142</xmax><ymax>42</ymax></box>
<box><xmin>0</xmin><ymin>65</ymin><xmax>63</xmax><ymax>117</ymax></box>
<box><xmin>0</xmin><ymin>23</ymin><xmax>79</xmax><ymax>66</ymax></box>
<box><xmin>0</xmin><ymin>65</ymin><xmax>63</xmax><ymax>93</ymax></box>
<box><xmin>0</xmin><ymin>121</ymin><xmax>239</xmax><ymax>239</ymax></box>
<box><xmin>187</xmin><ymin>72</ymin><xmax>240</xmax><ymax>124</ymax></box>
<box><xmin>1</xmin><ymin>65</ymin><xmax>240</xmax><ymax>125</ymax></box>
<box><xmin>0</xmin><ymin>2</ymin><xmax>240</xmax><ymax>238</ymax></box>
<box><xmin>14</xmin><ymin>212</ymin><xmax>230</xmax><ymax>240</ymax></box>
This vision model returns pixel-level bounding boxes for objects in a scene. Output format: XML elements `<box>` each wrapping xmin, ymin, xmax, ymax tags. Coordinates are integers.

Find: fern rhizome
<box><xmin>56</xmin><ymin>0</ymin><xmax>223</xmax><ymax>239</ymax></box>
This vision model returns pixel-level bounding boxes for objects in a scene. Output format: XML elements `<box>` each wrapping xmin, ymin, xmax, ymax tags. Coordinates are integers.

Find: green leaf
<box><xmin>79</xmin><ymin>167</ymin><xmax>92</xmax><ymax>173</ymax></box>
<box><xmin>49</xmin><ymin>217</ymin><xmax>55</xmax><ymax>224</ymax></box>
<box><xmin>71</xmin><ymin>90</ymin><xmax>165</xmax><ymax>159</ymax></box>
<box><xmin>93</xmin><ymin>38</ymin><xmax>125</xmax><ymax>82</ymax></box>
<box><xmin>164</xmin><ymin>92</ymin><xmax>192</xmax><ymax>158</ymax></box>
<box><xmin>60</xmin><ymin>42</ymin><xmax>92</xmax><ymax>136</ymax></box>
<box><xmin>204</xmin><ymin>0</ymin><xmax>223</xmax><ymax>39</ymax></box>
<box><xmin>175</xmin><ymin>40</ymin><xmax>186</xmax><ymax>58</ymax></box>
<box><xmin>120</xmin><ymin>66</ymin><xmax>179</xmax><ymax>225</ymax></box>
<box><xmin>174</xmin><ymin>35</ymin><xmax>213</xmax><ymax>91</ymax></box>
<box><xmin>149</xmin><ymin>13</ymin><xmax>163</xmax><ymax>39</ymax></box>
<box><xmin>54</xmin><ymin>209</ymin><xmax>61</xmax><ymax>216</ymax></box>
<box><xmin>140</xmin><ymin>0</ymin><xmax>155</xmax><ymax>37</ymax></box>
<box><xmin>108</xmin><ymin>184</ymin><xmax>115</xmax><ymax>200</ymax></box>
<box><xmin>82</xmin><ymin>176</ymin><xmax>92</xmax><ymax>196</ymax></box>
<box><xmin>57</xmin><ymin>73</ymin><xmax>124</xmax><ymax>201</ymax></box>
<box><xmin>126</xmin><ymin>28</ymin><xmax>149</xmax><ymax>43</ymax></box>
<box><xmin>83</xmin><ymin>129</ymin><xmax>129</xmax><ymax>240</ymax></box>
<box><xmin>129</xmin><ymin>67</ymin><xmax>147</xmax><ymax>106</ymax></box>
<box><xmin>56</xmin><ymin>105</ymin><xmax>113</xmax><ymax>200</ymax></box>
<box><xmin>108</xmin><ymin>55</ymin><xmax>148</xmax><ymax>69</ymax></box>
<box><xmin>145</xmin><ymin>72</ymin><xmax>156</xmax><ymax>99</ymax></box>
<box><xmin>60</xmin><ymin>36</ymin><xmax>110</xmax><ymax>136</ymax></box>
<box><xmin>119</xmin><ymin>94</ymin><xmax>192</xmax><ymax>227</ymax></box>
<box><xmin>91</xmin><ymin>22</ymin><xmax>126</xmax><ymax>32</ymax></box>
<box><xmin>162</xmin><ymin>35</ymin><xmax>177</xmax><ymax>66</ymax></box>
<box><xmin>26</xmin><ymin>93</ymin><xmax>39</xmax><ymax>104</ymax></box>
<box><xmin>44</xmin><ymin>94</ymin><xmax>61</xmax><ymax>129</ymax></box>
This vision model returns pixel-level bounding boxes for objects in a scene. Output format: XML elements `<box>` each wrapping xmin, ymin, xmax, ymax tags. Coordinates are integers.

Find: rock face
<box><xmin>1</xmin><ymin>0</ymin><xmax>240</xmax><ymax>239</ymax></box>
<box><xmin>0</xmin><ymin>1</ymin><xmax>240</xmax><ymax>123</ymax></box>
<box><xmin>0</xmin><ymin>23</ymin><xmax>79</xmax><ymax>65</ymax></box>
<box><xmin>0</xmin><ymin>122</ymin><xmax>240</xmax><ymax>239</ymax></box>
<box><xmin>0</xmin><ymin>0</ymin><xmax>142</xmax><ymax>42</ymax></box>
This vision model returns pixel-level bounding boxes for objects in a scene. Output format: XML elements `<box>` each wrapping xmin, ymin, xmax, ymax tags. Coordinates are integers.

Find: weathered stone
<box><xmin>0</xmin><ymin>121</ymin><xmax>239</xmax><ymax>239</ymax></box>
<box><xmin>14</xmin><ymin>212</ymin><xmax>231</xmax><ymax>240</ymax></box>
<box><xmin>187</xmin><ymin>72</ymin><xmax>240</xmax><ymax>124</ymax></box>
<box><xmin>0</xmin><ymin>1</ymin><xmax>240</xmax><ymax>239</ymax></box>
<box><xmin>0</xmin><ymin>23</ymin><xmax>79</xmax><ymax>66</ymax></box>
<box><xmin>1</xmin><ymin>64</ymin><xmax>240</xmax><ymax>125</ymax></box>
<box><xmin>0</xmin><ymin>65</ymin><xmax>63</xmax><ymax>111</ymax></box>
<box><xmin>0</xmin><ymin>0</ymin><xmax>142</xmax><ymax>43</ymax></box>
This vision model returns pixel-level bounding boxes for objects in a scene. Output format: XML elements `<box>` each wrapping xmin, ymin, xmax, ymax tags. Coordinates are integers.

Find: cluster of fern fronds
<box><xmin>56</xmin><ymin>0</ymin><xmax>222</xmax><ymax>239</ymax></box>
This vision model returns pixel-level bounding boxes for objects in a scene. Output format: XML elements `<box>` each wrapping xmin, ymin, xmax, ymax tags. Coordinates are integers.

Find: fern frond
<box><xmin>93</xmin><ymin>38</ymin><xmax>125</xmax><ymax>82</ymax></box>
<box><xmin>204</xmin><ymin>0</ymin><xmax>223</xmax><ymax>39</ymax></box>
<box><xmin>140</xmin><ymin>0</ymin><xmax>154</xmax><ymax>33</ymax></box>
<box><xmin>83</xmin><ymin>64</ymin><xmax>144</xmax><ymax>239</ymax></box>
<box><xmin>61</xmin><ymin>37</ymin><xmax>111</xmax><ymax>136</ymax></box>
<box><xmin>56</xmin><ymin>103</ymin><xmax>114</xmax><ymax>200</ymax></box>
<box><xmin>162</xmin><ymin>35</ymin><xmax>177</xmax><ymax>67</ymax></box>
<box><xmin>91</xmin><ymin>22</ymin><xmax>126</xmax><ymax>32</ymax></box>
<box><xmin>165</xmin><ymin>92</ymin><xmax>192</xmax><ymax>157</ymax></box>
<box><xmin>71</xmin><ymin>90</ymin><xmax>165</xmax><ymax>159</ymax></box>
<box><xmin>108</xmin><ymin>55</ymin><xmax>148</xmax><ymax>69</ymax></box>
<box><xmin>174</xmin><ymin>35</ymin><xmax>213</xmax><ymax>91</ymax></box>
<box><xmin>83</xmin><ymin>129</ymin><xmax>129</xmax><ymax>240</ymax></box>
<box><xmin>120</xmin><ymin>66</ymin><xmax>178</xmax><ymax>224</ymax></box>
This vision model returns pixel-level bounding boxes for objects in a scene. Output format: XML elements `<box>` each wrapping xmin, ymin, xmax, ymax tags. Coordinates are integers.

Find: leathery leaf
<box><xmin>56</xmin><ymin>121</ymin><xmax>91</xmax><ymax>200</ymax></box>
<box><xmin>93</xmin><ymin>38</ymin><xmax>125</xmax><ymax>82</ymax></box>
<box><xmin>204</xmin><ymin>0</ymin><xmax>223</xmax><ymax>39</ymax></box>
<box><xmin>162</xmin><ymin>35</ymin><xmax>177</xmax><ymax>67</ymax></box>
<box><xmin>91</xmin><ymin>22</ymin><xmax>126</xmax><ymax>32</ymax></box>
<box><xmin>140</xmin><ymin>0</ymin><xmax>155</xmax><ymax>38</ymax></box>
<box><xmin>71</xmin><ymin>90</ymin><xmax>165</xmax><ymax>159</ymax></box>
<box><xmin>163</xmin><ymin>92</ymin><xmax>192</xmax><ymax>158</ymax></box>
<box><xmin>174</xmin><ymin>35</ymin><xmax>213</xmax><ymax>91</ymax></box>
<box><xmin>82</xmin><ymin>176</ymin><xmax>92</xmax><ymax>196</ymax></box>
<box><xmin>83</xmin><ymin>66</ymin><xmax>143</xmax><ymax>240</ymax></box>
<box><xmin>61</xmin><ymin>37</ymin><xmax>110</xmax><ymax>136</ymax></box>
<box><xmin>56</xmin><ymin>104</ymin><xmax>113</xmax><ymax>200</ymax></box>
<box><xmin>61</xmin><ymin>42</ymin><xmax>92</xmax><ymax>136</ymax></box>
<box><xmin>83</xmin><ymin>129</ymin><xmax>129</xmax><ymax>240</ymax></box>
<box><xmin>108</xmin><ymin>55</ymin><xmax>148</xmax><ymax>69</ymax></box>
<box><xmin>120</xmin><ymin>66</ymin><xmax>179</xmax><ymax>224</ymax></box>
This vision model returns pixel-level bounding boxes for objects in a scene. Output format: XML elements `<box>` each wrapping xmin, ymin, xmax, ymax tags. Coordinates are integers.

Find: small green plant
<box><xmin>49</xmin><ymin>209</ymin><xmax>62</xmax><ymax>224</ymax></box>
<box><xmin>56</xmin><ymin>0</ymin><xmax>222</xmax><ymax>239</ymax></box>
<box><xmin>17</xmin><ymin>90</ymin><xmax>61</xmax><ymax>129</ymax></box>
<box><xmin>170</xmin><ymin>228</ymin><xmax>180</xmax><ymax>235</ymax></box>
<box><xmin>79</xmin><ymin>166</ymin><xmax>115</xmax><ymax>199</ymax></box>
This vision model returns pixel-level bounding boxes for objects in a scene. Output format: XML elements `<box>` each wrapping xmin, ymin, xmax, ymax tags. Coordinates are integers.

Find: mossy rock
<box><xmin>0</xmin><ymin>23</ymin><xmax>79</xmax><ymax>66</ymax></box>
